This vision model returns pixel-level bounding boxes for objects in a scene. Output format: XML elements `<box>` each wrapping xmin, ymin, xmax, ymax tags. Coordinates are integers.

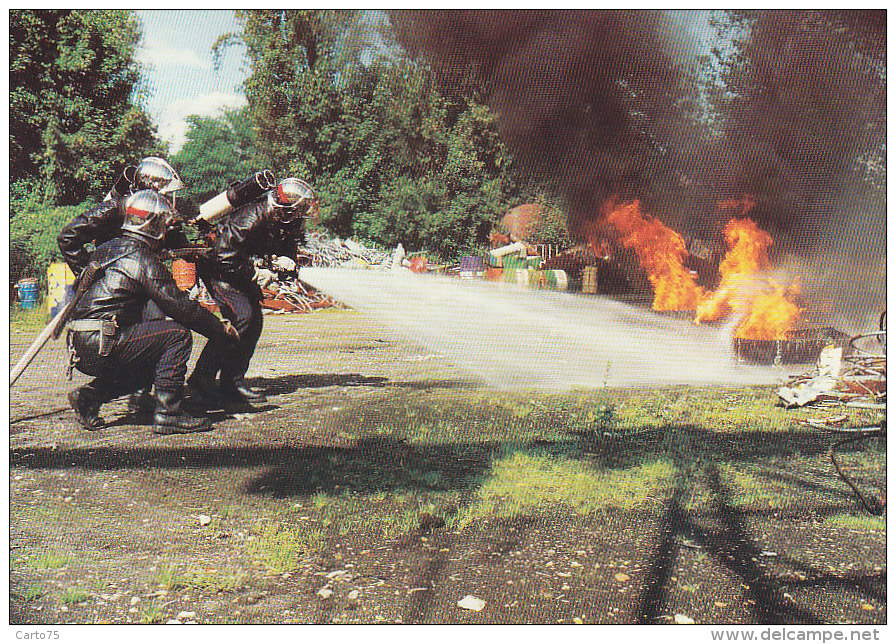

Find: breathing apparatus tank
<box><xmin>197</xmin><ymin>170</ymin><xmax>277</xmax><ymax>223</ymax></box>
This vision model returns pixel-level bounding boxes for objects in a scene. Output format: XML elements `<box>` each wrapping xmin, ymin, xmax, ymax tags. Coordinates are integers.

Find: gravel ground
<box><xmin>9</xmin><ymin>311</ymin><xmax>887</xmax><ymax>625</ymax></box>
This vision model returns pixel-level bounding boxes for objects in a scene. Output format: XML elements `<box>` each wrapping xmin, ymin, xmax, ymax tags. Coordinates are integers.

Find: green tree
<box><xmin>701</xmin><ymin>11</ymin><xmax>886</xmax><ymax>211</ymax></box>
<box><xmin>220</xmin><ymin>10</ymin><xmax>542</xmax><ymax>259</ymax></box>
<box><xmin>171</xmin><ymin>106</ymin><xmax>261</xmax><ymax>203</ymax></box>
<box><xmin>10</xmin><ymin>9</ymin><xmax>162</xmax><ymax>207</ymax></box>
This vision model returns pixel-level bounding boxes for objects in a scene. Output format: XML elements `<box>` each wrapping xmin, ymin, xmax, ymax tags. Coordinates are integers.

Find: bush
<box><xmin>10</xmin><ymin>202</ymin><xmax>85</xmax><ymax>291</ymax></box>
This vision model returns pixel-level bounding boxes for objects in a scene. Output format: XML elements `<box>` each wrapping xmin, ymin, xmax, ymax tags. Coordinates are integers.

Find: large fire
<box><xmin>594</xmin><ymin>196</ymin><xmax>803</xmax><ymax>340</ymax></box>
<box><xmin>695</xmin><ymin>216</ymin><xmax>803</xmax><ymax>340</ymax></box>
<box><xmin>602</xmin><ymin>198</ymin><xmax>705</xmax><ymax>311</ymax></box>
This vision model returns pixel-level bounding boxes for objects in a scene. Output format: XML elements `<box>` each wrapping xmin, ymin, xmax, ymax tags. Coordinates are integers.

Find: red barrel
<box><xmin>172</xmin><ymin>259</ymin><xmax>196</xmax><ymax>291</ymax></box>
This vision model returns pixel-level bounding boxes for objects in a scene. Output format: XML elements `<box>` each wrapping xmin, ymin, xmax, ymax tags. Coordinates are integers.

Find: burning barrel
<box><xmin>733</xmin><ymin>327</ymin><xmax>850</xmax><ymax>364</ymax></box>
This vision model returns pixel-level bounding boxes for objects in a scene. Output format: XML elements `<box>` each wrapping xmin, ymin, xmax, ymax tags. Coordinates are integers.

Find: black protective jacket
<box><xmin>200</xmin><ymin>199</ymin><xmax>303</xmax><ymax>289</ymax></box>
<box><xmin>57</xmin><ymin>198</ymin><xmax>191</xmax><ymax>276</ymax></box>
<box><xmin>57</xmin><ymin>200</ymin><xmax>123</xmax><ymax>276</ymax></box>
<box><xmin>71</xmin><ymin>234</ymin><xmax>230</xmax><ymax>342</ymax></box>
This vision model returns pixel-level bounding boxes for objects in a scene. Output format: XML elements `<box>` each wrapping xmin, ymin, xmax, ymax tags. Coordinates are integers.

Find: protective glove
<box><xmin>221</xmin><ymin>319</ymin><xmax>240</xmax><ymax>342</ymax></box>
<box><xmin>253</xmin><ymin>267</ymin><xmax>277</xmax><ymax>290</ymax></box>
<box><xmin>273</xmin><ymin>256</ymin><xmax>297</xmax><ymax>272</ymax></box>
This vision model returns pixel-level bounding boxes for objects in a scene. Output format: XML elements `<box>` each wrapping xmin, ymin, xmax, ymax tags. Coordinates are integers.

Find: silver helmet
<box><xmin>121</xmin><ymin>190</ymin><xmax>173</xmax><ymax>244</ymax></box>
<box><xmin>134</xmin><ymin>157</ymin><xmax>184</xmax><ymax>195</ymax></box>
<box><xmin>267</xmin><ymin>178</ymin><xmax>317</xmax><ymax>224</ymax></box>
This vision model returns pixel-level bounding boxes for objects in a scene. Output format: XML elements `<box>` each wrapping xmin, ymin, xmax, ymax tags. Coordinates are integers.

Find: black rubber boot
<box><xmin>68</xmin><ymin>386</ymin><xmax>105</xmax><ymax>431</ymax></box>
<box><xmin>220</xmin><ymin>379</ymin><xmax>266</xmax><ymax>403</ymax></box>
<box><xmin>127</xmin><ymin>388</ymin><xmax>155</xmax><ymax>422</ymax></box>
<box><xmin>152</xmin><ymin>388</ymin><xmax>213</xmax><ymax>435</ymax></box>
<box><xmin>187</xmin><ymin>373</ymin><xmax>226</xmax><ymax>403</ymax></box>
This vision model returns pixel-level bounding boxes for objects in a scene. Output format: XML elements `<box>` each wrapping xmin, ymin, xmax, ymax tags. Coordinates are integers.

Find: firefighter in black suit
<box><xmin>189</xmin><ymin>178</ymin><xmax>317</xmax><ymax>404</ymax></box>
<box><xmin>66</xmin><ymin>190</ymin><xmax>239</xmax><ymax>434</ymax></box>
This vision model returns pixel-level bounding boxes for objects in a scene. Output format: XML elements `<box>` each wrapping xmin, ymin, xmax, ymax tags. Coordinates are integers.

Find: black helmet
<box><xmin>134</xmin><ymin>157</ymin><xmax>184</xmax><ymax>195</ymax></box>
<box><xmin>267</xmin><ymin>178</ymin><xmax>316</xmax><ymax>223</ymax></box>
<box><xmin>121</xmin><ymin>190</ymin><xmax>173</xmax><ymax>244</ymax></box>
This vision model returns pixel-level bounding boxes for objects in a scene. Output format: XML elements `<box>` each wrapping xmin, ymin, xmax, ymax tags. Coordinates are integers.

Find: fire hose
<box><xmin>828</xmin><ymin>315</ymin><xmax>886</xmax><ymax>515</ymax></box>
<box><xmin>829</xmin><ymin>422</ymin><xmax>886</xmax><ymax>516</ymax></box>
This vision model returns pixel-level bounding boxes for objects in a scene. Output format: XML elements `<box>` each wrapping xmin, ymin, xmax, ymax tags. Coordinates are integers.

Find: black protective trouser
<box><xmin>192</xmin><ymin>276</ymin><xmax>263</xmax><ymax>385</ymax></box>
<box><xmin>72</xmin><ymin>319</ymin><xmax>193</xmax><ymax>402</ymax></box>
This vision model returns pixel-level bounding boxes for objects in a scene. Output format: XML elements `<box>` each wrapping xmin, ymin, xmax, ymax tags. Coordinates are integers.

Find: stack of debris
<box><xmin>251</xmin><ymin>233</ymin><xmax>397</xmax><ymax>313</ymax></box>
<box><xmin>297</xmin><ymin>232</ymin><xmax>393</xmax><ymax>269</ymax></box>
<box><xmin>777</xmin><ymin>327</ymin><xmax>886</xmax><ymax>413</ymax></box>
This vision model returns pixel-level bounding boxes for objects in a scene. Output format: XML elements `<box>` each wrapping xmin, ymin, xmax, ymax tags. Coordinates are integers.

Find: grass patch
<box><xmin>182</xmin><ymin>567</ymin><xmax>249</xmax><ymax>592</ymax></box>
<box><xmin>249</xmin><ymin>522</ymin><xmax>328</xmax><ymax>572</ymax></box>
<box><xmin>250</xmin><ymin>493</ymin><xmax>461</xmax><ymax>570</ymax></box>
<box><xmin>155</xmin><ymin>563</ymin><xmax>249</xmax><ymax>592</ymax></box>
<box><xmin>456</xmin><ymin>451</ymin><xmax>676</xmax><ymax>527</ymax></box>
<box><xmin>29</xmin><ymin>551</ymin><xmax>71</xmax><ymax>570</ymax></box>
<box><xmin>10</xmin><ymin>302</ymin><xmax>50</xmax><ymax>333</ymax></box>
<box><xmin>154</xmin><ymin>563</ymin><xmax>182</xmax><ymax>590</ymax></box>
<box><xmin>138</xmin><ymin>601</ymin><xmax>164</xmax><ymax>624</ymax></box>
<box><xmin>824</xmin><ymin>514</ymin><xmax>886</xmax><ymax>532</ymax></box>
<box><xmin>609</xmin><ymin>387</ymin><xmax>876</xmax><ymax>434</ymax></box>
<box><xmin>720</xmin><ymin>465</ymin><xmax>812</xmax><ymax>510</ymax></box>
<box><xmin>21</xmin><ymin>584</ymin><xmax>44</xmax><ymax>602</ymax></box>
<box><xmin>59</xmin><ymin>587</ymin><xmax>90</xmax><ymax>605</ymax></box>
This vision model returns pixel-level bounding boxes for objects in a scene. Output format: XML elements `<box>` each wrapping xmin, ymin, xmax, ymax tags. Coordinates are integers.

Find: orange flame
<box><xmin>695</xmin><ymin>217</ymin><xmax>773</xmax><ymax>324</ymax></box>
<box><xmin>603</xmin><ymin>199</ymin><xmax>705</xmax><ymax>311</ymax></box>
<box><xmin>735</xmin><ymin>283</ymin><xmax>803</xmax><ymax>340</ymax></box>
<box><xmin>589</xmin><ymin>195</ymin><xmax>803</xmax><ymax>341</ymax></box>
<box><xmin>695</xmin><ymin>214</ymin><xmax>802</xmax><ymax>340</ymax></box>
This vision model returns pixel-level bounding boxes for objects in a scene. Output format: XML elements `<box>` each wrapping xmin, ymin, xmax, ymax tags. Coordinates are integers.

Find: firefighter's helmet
<box><xmin>268</xmin><ymin>178</ymin><xmax>316</xmax><ymax>223</ymax></box>
<box><xmin>134</xmin><ymin>157</ymin><xmax>184</xmax><ymax>195</ymax></box>
<box><xmin>121</xmin><ymin>190</ymin><xmax>173</xmax><ymax>244</ymax></box>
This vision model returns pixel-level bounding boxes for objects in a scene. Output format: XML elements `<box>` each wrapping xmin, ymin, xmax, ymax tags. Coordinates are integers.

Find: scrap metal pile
<box><xmin>297</xmin><ymin>232</ymin><xmax>394</xmax><ymax>269</ymax></box>
<box><xmin>247</xmin><ymin>233</ymin><xmax>393</xmax><ymax>313</ymax></box>
<box><xmin>775</xmin><ymin>316</ymin><xmax>886</xmax><ymax>516</ymax></box>
<box><xmin>777</xmin><ymin>318</ymin><xmax>886</xmax><ymax>413</ymax></box>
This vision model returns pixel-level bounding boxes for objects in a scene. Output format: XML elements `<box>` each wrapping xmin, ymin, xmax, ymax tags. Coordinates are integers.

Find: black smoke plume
<box><xmin>391</xmin><ymin>10</ymin><xmax>682</xmax><ymax>235</ymax></box>
<box><xmin>391</xmin><ymin>10</ymin><xmax>886</xmax><ymax>331</ymax></box>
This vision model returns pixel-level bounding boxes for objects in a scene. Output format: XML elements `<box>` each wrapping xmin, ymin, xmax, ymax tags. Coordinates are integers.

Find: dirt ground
<box><xmin>8</xmin><ymin>310</ymin><xmax>887</xmax><ymax>625</ymax></box>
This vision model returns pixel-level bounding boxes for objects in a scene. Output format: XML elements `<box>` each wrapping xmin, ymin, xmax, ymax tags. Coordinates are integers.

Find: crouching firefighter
<box><xmin>65</xmin><ymin>190</ymin><xmax>240</xmax><ymax>434</ymax></box>
<box><xmin>189</xmin><ymin>178</ymin><xmax>318</xmax><ymax>404</ymax></box>
<box><xmin>57</xmin><ymin>156</ymin><xmax>193</xmax><ymax>420</ymax></box>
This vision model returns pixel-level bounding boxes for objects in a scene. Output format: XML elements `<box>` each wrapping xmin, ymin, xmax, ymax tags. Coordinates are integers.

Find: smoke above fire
<box><xmin>391</xmin><ymin>10</ymin><xmax>886</xmax><ymax>333</ymax></box>
<box><xmin>392</xmin><ymin>10</ymin><xmax>680</xmax><ymax>225</ymax></box>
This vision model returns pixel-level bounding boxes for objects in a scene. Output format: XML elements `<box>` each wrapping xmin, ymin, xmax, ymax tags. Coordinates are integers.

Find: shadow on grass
<box><xmin>9</xmin><ymin>435</ymin><xmax>500</xmax><ymax>497</ymax></box>
<box><xmin>634</xmin><ymin>424</ymin><xmax>884</xmax><ymax>625</ymax></box>
<box><xmin>572</xmin><ymin>422</ymin><xmax>838</xmax><ymax>464</ymax></box>
<box><xmin>9</xmin><ymin>417</ymin><xmax>884</xmax><ymax>625</ymax></box>
<box><xmin>246</xmin><ymin>373</ymin><xmax>481</xmax><ymax>396</ymax></box>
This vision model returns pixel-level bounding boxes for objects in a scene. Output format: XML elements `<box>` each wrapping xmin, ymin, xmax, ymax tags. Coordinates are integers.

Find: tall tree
<box><xmin>171</xmin><ymin>106</ymin><xmax>261</xmax><ymax>203</ymax></box>
<box><xmin>10</xmin><ymin>9</ymin><xmax>162</xmax><ymax>206</ymax></box>
<box><xmin>699</xmin><ymin>10</ymin><xmax>886</xmax><ymax>235</ymax></box>
<box><xmin>218</xmin><ymin>10</ymin><xmax>541</xmax><ymax>258</ymax></box>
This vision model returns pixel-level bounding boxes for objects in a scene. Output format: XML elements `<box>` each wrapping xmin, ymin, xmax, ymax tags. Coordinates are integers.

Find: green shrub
<box><xmin>11</xmin><ymin>202</ymin><xmax>85</xmax><ymax>290</ymax></box>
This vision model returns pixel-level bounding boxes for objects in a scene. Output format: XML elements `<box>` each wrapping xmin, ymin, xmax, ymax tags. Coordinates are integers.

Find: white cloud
<box><xmin>137</xmin><ymin>35</ymin><xmax>213</xmax><ymax>71</ymax></box>
<box><xmin>157</xmin><ymin>91</ymin><xmax>248</xmax><ymax>154</ymax></box>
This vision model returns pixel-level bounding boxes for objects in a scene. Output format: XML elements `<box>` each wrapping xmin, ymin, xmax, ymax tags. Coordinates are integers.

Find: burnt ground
<box><xmin>8</xmin><ymin>310</ymin><xmax>887</xmax><ymax>625</ymax></box>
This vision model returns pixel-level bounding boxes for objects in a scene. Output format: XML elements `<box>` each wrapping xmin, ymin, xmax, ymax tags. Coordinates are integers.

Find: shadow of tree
<box><xmin>247</xmin><ymin>373</ymin><xmax>480</xmax><ymax>396</ymax></box>
<box><xmin>9</xmin><ymin>412</ymin><xmax>884</xmax><ymax>625</ymax></box>
<box><xmin>9</xmin><ymin>436</ymin><xmax>499</xmax><ymax>498</ymax></box>
<box><xmin>634</xmin><ymin>425</ymin><xmax>884</xmax><ymax>625</ymax></box>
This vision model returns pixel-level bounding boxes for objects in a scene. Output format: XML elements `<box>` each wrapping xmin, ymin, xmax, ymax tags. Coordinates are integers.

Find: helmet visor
<box><xmin>123</xmin><ymin>211</ymin><xmax>167</xmax><ymax>241</ymax></box>
<box><xmin>272</xmin><ymin>179</ymin><xmax>315</xmax><ymax>222</ymax></box>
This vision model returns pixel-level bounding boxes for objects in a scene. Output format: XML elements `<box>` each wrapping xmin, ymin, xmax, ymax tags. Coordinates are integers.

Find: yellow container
<box><xmin>47</xmin><ymin>262</ymin><xmax>75</xmax><ymax>318</ymax></box>
<box><xmin>582</xmin><ymin>266</ymin><xmax>599</xmax><ymax>294</ymax></box>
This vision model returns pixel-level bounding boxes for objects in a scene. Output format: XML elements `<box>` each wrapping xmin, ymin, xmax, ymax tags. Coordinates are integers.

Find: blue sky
<box><xmin>134</xmin><ymin>10</ymin><xmax>249</xmax><ymax>153</ymax></box>
<box><xmin>132</xmin><ymin>10</ymin><xmax>717</xmax><ymax>154</ymax></box>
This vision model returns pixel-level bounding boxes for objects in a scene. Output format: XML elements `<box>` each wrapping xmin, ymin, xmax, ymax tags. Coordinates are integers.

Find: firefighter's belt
<box><xmin>68</xmin><ymin>319</ymin><xmax>116</xmax><ymax>333</ymax></box>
